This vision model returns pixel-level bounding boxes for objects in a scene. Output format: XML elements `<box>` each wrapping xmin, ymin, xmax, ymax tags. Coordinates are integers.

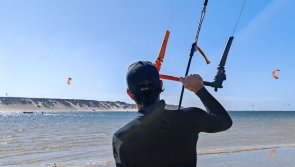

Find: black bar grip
<box><xmin>178</xmin><ymin>42</ymin><xmax>197</xmax><ymax>110</ymax></box>
<box><xmin>219</xmin><ymin>36</ymin><xmax>234</xmax><ymax>67</ymax></box>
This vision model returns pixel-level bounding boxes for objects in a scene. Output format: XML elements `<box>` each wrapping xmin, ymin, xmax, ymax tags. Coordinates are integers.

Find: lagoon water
<box><xmin>1</xmin><ymin>111</ymin><xmax>295</xmax><ymax>167</ymax></box>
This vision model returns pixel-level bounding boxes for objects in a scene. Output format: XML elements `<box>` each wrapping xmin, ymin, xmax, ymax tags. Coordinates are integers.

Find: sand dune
<box><xmin>0</xmin><ymin>97</ymin><xmax>179</xmax><ymax>112</ymax></box>
<box><xmin>0</xmin><ymin>97</ymin><xmax>137</xmax><ymax>112</ymax></box>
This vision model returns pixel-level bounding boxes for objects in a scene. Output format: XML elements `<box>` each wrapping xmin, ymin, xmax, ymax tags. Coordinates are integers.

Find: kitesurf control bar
<box><xmin>159</xmin><ymin>36</ymin><xmax>234</xmax><ymax>92</ymax></box>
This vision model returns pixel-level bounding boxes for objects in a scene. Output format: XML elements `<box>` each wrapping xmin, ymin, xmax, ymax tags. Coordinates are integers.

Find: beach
<box><xmin>1</xmin><ymin>111</ymin><xmax>295</xmax><ymax>167</ymax></box>
<box><xmin>198</xmin><ymin>147</ymin><xmax>295</xmax><ymax>167</ymax></box>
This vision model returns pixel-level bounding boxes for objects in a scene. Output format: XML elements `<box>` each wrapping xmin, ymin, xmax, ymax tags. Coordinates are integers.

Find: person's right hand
<box><xmin>180</xmin><ymin>74</ymin><xmax>204</xmax><ymax>93</ymax></box>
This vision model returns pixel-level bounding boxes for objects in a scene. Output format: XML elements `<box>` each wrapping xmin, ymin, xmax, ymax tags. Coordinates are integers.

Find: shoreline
<box><xmin>0</xmin><ymin>109</ymin><xmax>137</xmax><ymax>112</ymax></box>
<box><xmin>197</xmin><ymin>144</ymin><xmax>295</xmax><ymax>155</ymax></box>
<box><xmin>5</xmin><ymin>109</ymin><xmax>284</xmax><ymax>112</ymax></box>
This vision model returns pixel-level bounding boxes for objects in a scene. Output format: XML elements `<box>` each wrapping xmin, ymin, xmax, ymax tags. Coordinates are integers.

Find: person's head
<box><xmin>126</xmin><ymin>61</ymin><xmax>163</xmax><ymax>107</ymax></box>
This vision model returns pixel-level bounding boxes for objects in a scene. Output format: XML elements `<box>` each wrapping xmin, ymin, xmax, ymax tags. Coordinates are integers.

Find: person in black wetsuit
<box><xmin>112</xmin><ymin>61</ymin><xmax>232</xmax><ymax>167</ymax></box>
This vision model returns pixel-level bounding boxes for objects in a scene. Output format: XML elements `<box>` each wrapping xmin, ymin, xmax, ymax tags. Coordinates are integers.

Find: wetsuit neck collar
<box><xmin>138</xmin><ymin>100</ymin><xmax>165</xmax><ymax>115</ymax></box>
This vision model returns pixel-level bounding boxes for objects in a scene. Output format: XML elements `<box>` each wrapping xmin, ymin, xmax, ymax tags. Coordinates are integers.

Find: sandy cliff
<box><xmin>0</xmin><ymin>97</ymin><xmax>179</xmax><ymax>112</ymax></box>
<box><xmin>0</xmin><ymin>97</ymin><xmax>137</xmax><ymax>112</ymax></box>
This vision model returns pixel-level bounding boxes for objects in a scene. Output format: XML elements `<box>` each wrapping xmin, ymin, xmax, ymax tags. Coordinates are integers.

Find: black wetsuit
<box><xmin>112</xmin><ymin>87</ymin><xmax>232</xmax><ymax>167</ymax></box>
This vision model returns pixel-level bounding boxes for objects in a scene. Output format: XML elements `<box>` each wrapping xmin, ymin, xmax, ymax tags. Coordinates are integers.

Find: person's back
<box><xmin>112</xmin><ymin>61</ymin><xmax>232</xmax><ymax>167</ymax></box>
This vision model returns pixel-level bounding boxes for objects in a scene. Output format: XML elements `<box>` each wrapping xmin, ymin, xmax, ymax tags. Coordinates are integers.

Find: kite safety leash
<box><xmin>178</xmin><ymin>0</ymin><xmax>208</xmax><ymax>110</ymax></box>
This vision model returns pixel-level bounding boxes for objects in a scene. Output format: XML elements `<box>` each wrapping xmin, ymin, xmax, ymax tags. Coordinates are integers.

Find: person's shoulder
<box><xmin>164</xmin><ymin>107</ymin><xmax>205</xmax><ymax>119</ymax></box>
<box><xmin>177</xmin><ymin>107</ymin><xmax>208</xmax><ymax>119</ymax></box>
<box><xmin>113</xmin><ymin>117</ymin><xmax>141</xmax><ymax>139</ymax></box>
<box><xmin>164</xmin><ymin>107</ymin><xmax>204</xmax><ymax>114</ymax></box>
<box><xmin>182</xmin><ymin>107</ymin><xmax>204</xmax><ymax>113</ymax></box>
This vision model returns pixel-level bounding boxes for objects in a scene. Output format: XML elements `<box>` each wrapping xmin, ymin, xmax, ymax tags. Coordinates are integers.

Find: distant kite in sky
<box><xmin>67</xmin><ymin>77</ymin><xmax>72</xmax><ymax>85</ymax></box>
<box><xmin>272</xmin><ymin>69</ymin><xmax>280</xmax><ymax>79</ymax></box>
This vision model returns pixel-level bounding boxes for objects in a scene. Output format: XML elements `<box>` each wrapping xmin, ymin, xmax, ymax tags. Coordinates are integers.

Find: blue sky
<box><xmin>0</xmin><ymin>0</ymin><xmax>294</xmax><ymax>110</ymax></box>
